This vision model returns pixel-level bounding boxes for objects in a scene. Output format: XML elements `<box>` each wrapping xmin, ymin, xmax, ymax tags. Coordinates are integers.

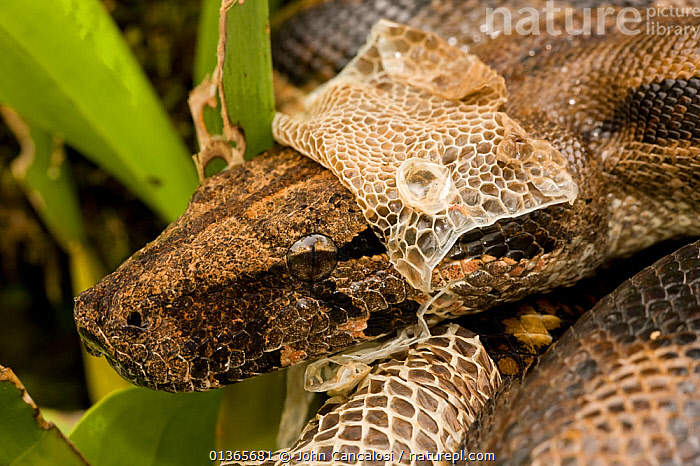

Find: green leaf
<box><xmin>0</xmin><ymin>365</ymin><xmax>88</xmax><ymax>466</ymax></box>
<box><xmin>4</xmin><ymin>110</ymin><xmax>106</xmax><ymax>295</ymax></box>
<box><xmin>194</xmin><ymin>0</ymin><xmax>275</xmax><ymax>161</ymax></box>
<box><xmin>222</xmin><ymin>0</ymin><xmax>276</xmax><ymax>159</ymax></box>
<box><xmin>0</xmin><ymin>0</ymin><xmax>198</xmax><ymax>222</ymax></box>
<box><xmin>69</xmin><ymin>387</ymin><xmax>222</xmax><ymax>466</ymax></box>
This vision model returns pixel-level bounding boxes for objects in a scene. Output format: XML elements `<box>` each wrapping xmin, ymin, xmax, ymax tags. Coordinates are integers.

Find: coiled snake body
<box><xmin>75</xmin><ymin>1</ymin><xmax>700</xmax><ymax>464</ymax></box>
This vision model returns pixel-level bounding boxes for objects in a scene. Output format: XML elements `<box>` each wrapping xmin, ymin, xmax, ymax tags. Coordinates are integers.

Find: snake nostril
<box><xmin>126</xmin><ymin>311</ymin><xmax>143</xmax><ymax>328</ymax></box>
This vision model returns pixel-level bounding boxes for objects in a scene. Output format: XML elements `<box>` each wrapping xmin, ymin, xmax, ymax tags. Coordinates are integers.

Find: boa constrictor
<box><xmin>75</xmin><ymin>0</ymin><xmax>700</xmax><ymax>464</ymax></box>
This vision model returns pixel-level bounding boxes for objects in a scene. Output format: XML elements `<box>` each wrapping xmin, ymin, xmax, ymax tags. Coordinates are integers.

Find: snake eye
<box><xmin>287</xmin><ymin>234</ymin><xmax>338</xmax><ymax>281</ymax></box>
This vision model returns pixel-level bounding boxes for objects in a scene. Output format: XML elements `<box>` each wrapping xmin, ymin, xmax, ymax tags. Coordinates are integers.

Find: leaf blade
<box><xmin>0</xmin><ymin>0</ymin><xmax>198</xmax><ymax>221</ymax></box>
<box><xmin>222</xmin><ymin>0</ymin><xmax>276</xmax><ymax>159</ymax></box>
<box><xmin>69</xmin><ymin>388</ymin><xmax>222</xmax><ymax>466</ymax></box>
<box><xmin>0</xmin><ymin>365</ymin><xmax>88</xmax><ymax>466</ymax></box>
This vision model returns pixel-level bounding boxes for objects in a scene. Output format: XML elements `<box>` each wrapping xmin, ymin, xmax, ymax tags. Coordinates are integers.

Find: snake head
<box><xmin>73</xmin><ymin>147</ymin><xmax>592</xmax><ymax>392</ymax></box>
<box><xmin>74</xmin><ymin>147</ymin><xmax>422</xmax><ymax>392</ymax></box>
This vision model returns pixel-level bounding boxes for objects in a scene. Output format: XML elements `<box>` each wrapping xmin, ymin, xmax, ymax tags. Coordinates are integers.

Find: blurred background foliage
<box><xmin>0</xmin><ymin>0</ymin><xmax>205</xmax><ymax>410</ymax></box>
<box><xmin>0</xmin><ymin>0</ymin><xmax>284</xmax><ymax>414</ymax></box>
<box><xmin>0</xmin><ymin>0</ymin><xmax>304</xmax><ymax>462</ymax></box>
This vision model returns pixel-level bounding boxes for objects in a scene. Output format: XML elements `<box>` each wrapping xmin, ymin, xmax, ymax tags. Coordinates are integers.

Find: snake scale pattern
<box><xmin>464</xmin><ymin>240</ymin><xmax>700</xmax><ymax>464</ymax></box>
<box><xmin>74</xmin><ymin>0</ymin><xmax>700</xmax><ymax>464</ymax></box>
<box><xmin>236</xmin><ymin>324</ymin><xmax>502</xmax><ymax>466</ymax></box>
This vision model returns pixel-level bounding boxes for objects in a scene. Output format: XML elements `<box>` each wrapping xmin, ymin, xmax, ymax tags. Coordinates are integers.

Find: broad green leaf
<box><xmin>0</xmin><ymin>0</ymin><xmax>198</xmax><ymax>222</ymax></box>
<box><xmin>222</xmin><ymin>0</ymin><xmax>276</xmax><ymax>159</ymax></box>
<box><xmin>196</xmin><ymin>0</ymin><xmax>282</xmax><ymax>84</ymax></box>
<box><xmin>36</xmin><ymin>409</ymin><xmax>84</xmax><ymax>440</ymax></box>
<box><xmin>193</xmin><ymin>0</ymin><xmax>275</xmax><ymax>161</ymax></box>
<box><xmin>70</xmin><ymin>387</ymin><xmax>222</xmax><ymax>466</ymax></box>
<box><xmin>0</xmin><ymin>365</ymin><xmax>88</xmax><ymax>466</ymax></box>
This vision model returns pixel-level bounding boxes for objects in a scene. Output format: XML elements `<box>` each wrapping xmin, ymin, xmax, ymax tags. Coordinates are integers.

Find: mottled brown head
<box><xmin>72</xmin><ymin>146</ymin><xmax>602</xmax><ymax>393</ymax></box>
<box><xmin>72</xmin><ymin>143</ymin><xmax>610</xmax><ymax>392</ymax></box>
<box><xmin>74</xmin><ymin>147</ymin><xmax>421</xmax><ymax>392</ymax></box>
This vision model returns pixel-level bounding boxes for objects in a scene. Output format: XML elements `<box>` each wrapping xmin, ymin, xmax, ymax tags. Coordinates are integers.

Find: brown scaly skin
<box><xmin>270</xmin><ymin>0</ymin><xmax>664</xmax><ymax>88</ymax></box>
<box><xmin>462</xmin><ymin>239</ymin><xmax>700</xmax><ymax>465</ymax></box>
<box><xmin>75</xmin><ymin>6</ymin><xmax>700</xmax><ymax>392</ymax></box>
<box><xmin>75</xmin><ymin>147</ymin><xmax>424</xmax><ymax>391</ymax></box>
<box><xmin>219</xmin><ymin>240</ymin><xmax>698</xmax><ymax>466</ymax></box>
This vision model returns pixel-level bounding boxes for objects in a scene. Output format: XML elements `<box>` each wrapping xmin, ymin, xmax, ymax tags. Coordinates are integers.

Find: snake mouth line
<box><xmin>76</xmin><ymin>324</ymin><xmax>111</xmax><ymax>358</ymax></box>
